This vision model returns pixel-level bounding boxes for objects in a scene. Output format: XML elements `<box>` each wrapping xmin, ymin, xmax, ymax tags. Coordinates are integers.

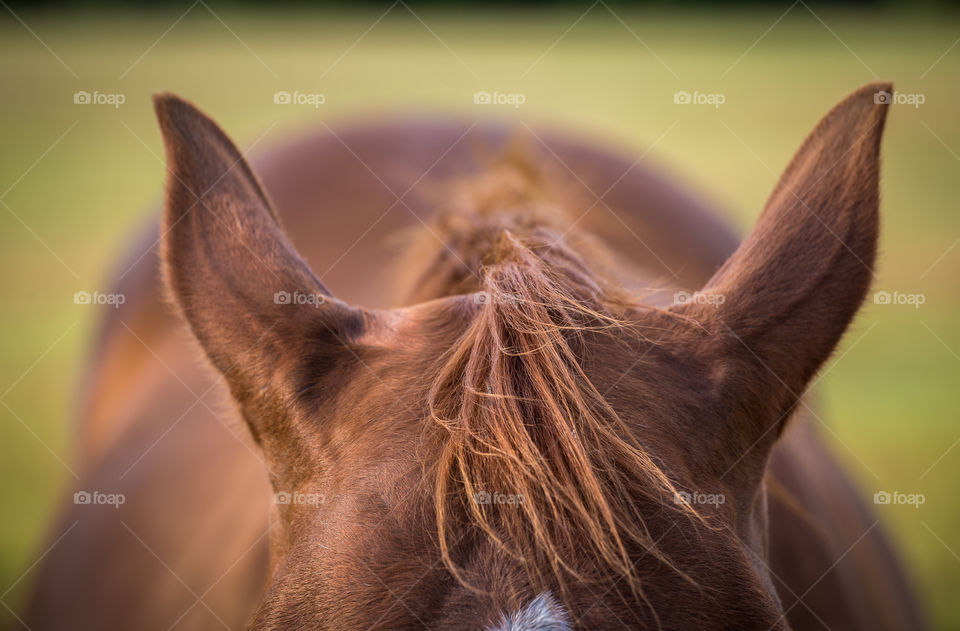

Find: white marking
<box><xmin>488</xmin><ymin>591</ymin><xmax>572</xmax><ymax>631</ymax></box>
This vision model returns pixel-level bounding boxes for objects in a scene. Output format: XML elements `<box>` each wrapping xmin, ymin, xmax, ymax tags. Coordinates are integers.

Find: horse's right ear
<box><xmin>154</xmin><ymin>94</ymin><xmax>365</xmax><ymax>436</ymax></box>
<box><xmin>672</xmin><ymin>83</ymin><xmax>890</xmax><ymax>460</ymax></box>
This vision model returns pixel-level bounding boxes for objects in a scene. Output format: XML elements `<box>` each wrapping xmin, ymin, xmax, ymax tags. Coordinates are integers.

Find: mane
<box><xmin>414</xmin><ymin>148</ymin><xmax>702</xmax><ymax>613</ymax></box>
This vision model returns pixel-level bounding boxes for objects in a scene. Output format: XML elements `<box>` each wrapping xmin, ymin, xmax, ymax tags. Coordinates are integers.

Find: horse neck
<box><xmin>396</xmin><ymin>159</ymin><xmax>615</xmax><ymax>305</ymax></box>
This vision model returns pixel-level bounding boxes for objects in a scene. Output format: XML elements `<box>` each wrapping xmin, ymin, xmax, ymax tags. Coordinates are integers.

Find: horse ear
<box><xmin>154</xmin><ymin>94</ymin><xmax>365</xmax><ymax>432</ymax></box>
<box><xmin>676</xmin><ymin>83</ymin><xmax>891</xmax><ymax>435</ymax></box>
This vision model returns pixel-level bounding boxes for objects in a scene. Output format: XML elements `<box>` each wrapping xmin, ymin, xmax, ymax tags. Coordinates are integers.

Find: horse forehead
<box><xmin>488</xmin><ymin>592</ymin><xmax>571</xmax><ymax>631</ymax></box>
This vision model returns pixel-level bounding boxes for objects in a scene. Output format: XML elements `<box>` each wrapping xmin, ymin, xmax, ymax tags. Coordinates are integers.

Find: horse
<box><xmin>21</xmin><ymin>82</ymin><xmax>924</xmax><ymax>630</ymax></box>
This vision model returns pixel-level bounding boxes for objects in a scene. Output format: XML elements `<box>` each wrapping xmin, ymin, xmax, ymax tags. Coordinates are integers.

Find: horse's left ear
<box><xmin>154</xmin><ymin>94</ymin><xmax>367</xmax><ymax>441</ymax></box>
<box><xmin>675</xmin><ymin>83</ymin><xmax>891</xmax><ymax>437</ymax></box>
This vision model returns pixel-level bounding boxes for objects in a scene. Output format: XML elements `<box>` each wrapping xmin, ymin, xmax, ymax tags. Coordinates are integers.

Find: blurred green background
<box><xmin>1</xmin><ymin>2</ymin><xmax>957</xmax><ymax>628</ymax></box>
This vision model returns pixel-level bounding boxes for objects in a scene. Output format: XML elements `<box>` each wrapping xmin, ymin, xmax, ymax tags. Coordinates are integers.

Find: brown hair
<box><xmin>422</xmin><ymin>153</ymin><xmax>702</xmax><ymax>614</ymax></box>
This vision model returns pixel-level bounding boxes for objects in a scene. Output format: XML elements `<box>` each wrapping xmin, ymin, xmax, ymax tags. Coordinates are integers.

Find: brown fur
<box><xmin>21</xmin><ymin>84</ymin><xmax>924</xmax><ymax>630</ymax></box>
<box><xmin>421</xmin><ymin>182</ymin><xmax>704</xmax><ymax>608</ymax></box>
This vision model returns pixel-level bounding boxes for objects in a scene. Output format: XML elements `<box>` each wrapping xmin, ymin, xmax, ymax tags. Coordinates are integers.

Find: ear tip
<box><xmin>152</xmin><ymin>91</ymin><xmax>177</xmax><ymax>109</ymax></box>
<box><xmin>860</xmin><ymin>81</ymin><xmax>894</xmax><ymax>100</ymax></box>
<box><xmin>848</xmin><ymin>81</ymin><xmax>895</xmax><ymax>118</ymax></box>
<box><xmin>153</xmin><ymin>93</ymin><xmax>221</xmax><ymax>143</ymax></box>
<box><xmin>153</xmin><ymin>92</ymin><xmax>188</xmax><ymax>125</ymax></box>
<box><xmin>805</xmin><ymin>82</ymin><xmax>894</xmax><ymax>150</ymax></box>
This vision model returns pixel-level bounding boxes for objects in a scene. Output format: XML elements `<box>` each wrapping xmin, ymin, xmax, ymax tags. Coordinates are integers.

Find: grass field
<box><xmin>1</xmin><ymin>5</ymin><xmax>958</xmax><ymax>627</ymax></box>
